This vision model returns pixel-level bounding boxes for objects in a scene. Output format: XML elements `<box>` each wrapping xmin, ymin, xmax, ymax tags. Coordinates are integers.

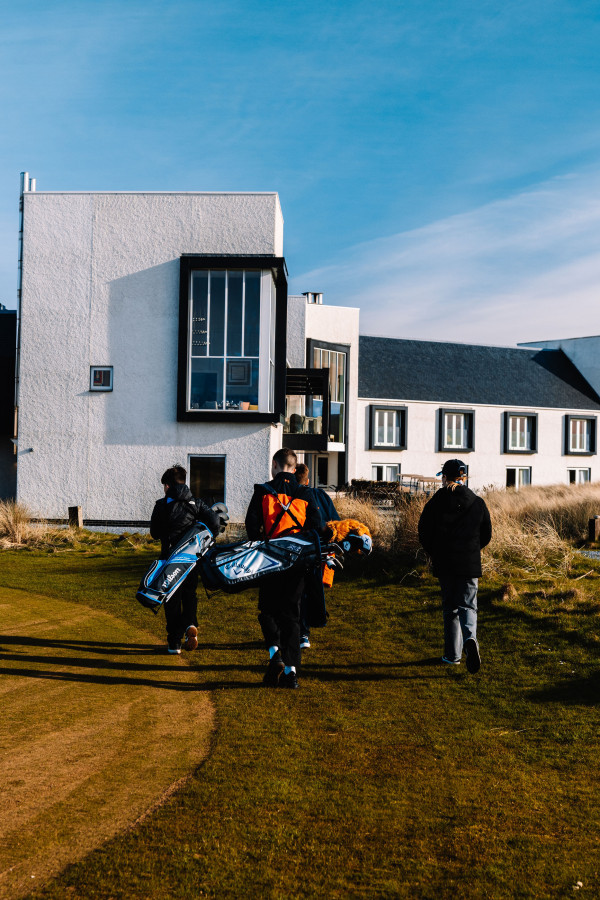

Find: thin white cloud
<box><xmin>290</xmin><ymin>170</ymin><xmax>600</xmax><ymax>346</ymax></box>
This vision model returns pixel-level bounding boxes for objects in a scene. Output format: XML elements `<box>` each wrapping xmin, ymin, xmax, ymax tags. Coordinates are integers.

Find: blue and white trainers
<box><xmin>300</xmin><ymin>636</ymin><xmax>311</xmax><ymax>649</ymax></box>
<box><xmin>441</xmin><ymin>656</ymin><xmax>460</xmax><ymax>665</ymax></box>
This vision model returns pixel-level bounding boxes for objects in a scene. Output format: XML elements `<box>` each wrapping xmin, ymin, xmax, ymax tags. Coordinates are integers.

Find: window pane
<box><xmin>209</xmin><ymin>271</ymin><xmax>225</xmax><ymax>357</ymax></box>
<box><xmin>446</xmin><ymin>413</ymin><xmax>464</xmax><ymax>448</ymax></box>
<box><xmin>385</xmin><ymin>465</ymin><xmax>399</xmax><ymax>482</ymax></box>
<box><xmin>329</xmin><ymin>402</ymin><xmax>343</xmax><ymax>442</ymax></box>
<box><xmin>191</xmin><ymin>271</ymin><xmax>208</xmax><ymax>357</ymax></box>
<box><xmin>189</xmin><ymin>456</ymin><xmax>225</xmax><ymax>505</ymax></box>
<box><xmin>227</xmin><ymin>271</ymin><xmax>243</xmax><ymax>357</ymax></box>
<box><xmin>244</xmin><ymin>272</ymin><xmax>260</xmax><ymax>357</ymax></box>
<box><xmin>506</xmin><ymin>468</ymin><xmax>516</xmax><ymax>488</ymax></box>
<box><xmin>518</xmin><ymin>468</ymin><xmax>531</xmax><ymax>487</ymax></box>
<box><xmin>190</xmin><ymin>358</ymin><xmax>224</xmax><ymax>409</ymax></box>
<box><xmin>317</xmin><ymin>457</ymin><xmax>329</xmax><ymax>486</ymax></box>
<box><xmin>337</xmin><ymin>353</ymin><xmax>345</xmax><ymax>403</ymax></box>
<box><xmin>225</xmin><ymin>358</ymin><xmax>259</xmax><ymax>408</ymax></box>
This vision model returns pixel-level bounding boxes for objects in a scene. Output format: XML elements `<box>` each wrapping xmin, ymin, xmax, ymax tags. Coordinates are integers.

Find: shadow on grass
<box><xmin>0</xmin><ymin>635</ymin><xmax>159</xmax><ymax>654</ymax></box>
<box><xmin>528</xmin><ymin>669</ymin><xmax>600</xmax><ymax>705</ymax></box>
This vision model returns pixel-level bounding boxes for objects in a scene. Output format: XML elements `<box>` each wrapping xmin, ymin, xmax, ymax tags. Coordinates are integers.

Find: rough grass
<box><xmin>0</xmin><ymin>546</ymin><xmax>598</xmax><ymax>899</ymax></box>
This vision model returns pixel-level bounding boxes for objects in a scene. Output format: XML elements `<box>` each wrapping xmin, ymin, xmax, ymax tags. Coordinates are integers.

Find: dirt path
<box><xmin>0</xmin><ymin>589</ymin><xmax>214</xmax><ymax>899</ymax></box>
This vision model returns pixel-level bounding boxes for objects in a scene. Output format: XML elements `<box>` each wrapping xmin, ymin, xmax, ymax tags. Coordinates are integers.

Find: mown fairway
<box><xmin>1</xmin><ymin>545</ymin><xmax>599</xmax><ymax>899</ymax></box>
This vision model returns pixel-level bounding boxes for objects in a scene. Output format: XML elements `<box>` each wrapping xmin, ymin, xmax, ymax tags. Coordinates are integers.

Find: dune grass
<box><xmin>0</xmin><ymin>542</ymin><xmax>598</xmax><ymax>899</ymax></box>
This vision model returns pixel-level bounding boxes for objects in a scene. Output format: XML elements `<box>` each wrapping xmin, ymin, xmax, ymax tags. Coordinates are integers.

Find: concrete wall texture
<box><xmin>17</xmin><ymin>191</ymin><xmax>284</xmax><ymax>522</ymax></box>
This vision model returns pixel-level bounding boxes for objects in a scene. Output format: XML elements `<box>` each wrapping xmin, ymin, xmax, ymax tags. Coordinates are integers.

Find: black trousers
<box><xmin>258</xmin><ymin>570</ymin><xmax>305</xmax><ymax>670</ymax></box>
<box><xmin>164</xmin><ymin>569</ymin><xmax>199</xmax><ymax>642</ymax></box>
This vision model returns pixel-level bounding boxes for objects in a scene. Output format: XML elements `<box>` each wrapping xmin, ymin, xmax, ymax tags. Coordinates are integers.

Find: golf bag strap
<box><xmin>262</xmin><ymin>483</ymin><xmax>304</xmax><ymax>539</ymax></box>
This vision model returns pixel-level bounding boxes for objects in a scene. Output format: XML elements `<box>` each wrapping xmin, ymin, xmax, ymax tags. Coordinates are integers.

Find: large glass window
<box><xmin>188</xmin><ymin>270</ymin><xmax>273</xmax><ymax>412</ymax></box>
<box><xmin>313</xmin><ymin>346</ymin><xmax>346</xmax><ymax>443</ymax></box>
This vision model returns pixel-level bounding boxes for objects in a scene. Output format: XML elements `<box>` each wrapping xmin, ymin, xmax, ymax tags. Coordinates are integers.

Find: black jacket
<box><xmin>418</xmin><ymin>484</ymin><xmax>492</xmax><ymax>578</ymax></box>
<box><xmin>150</xmin><ymin>483</ymin><xmax>220</xmax><ymax>559</ymax></box>
<box><xmin>245</xmin><ymin>472</ymin><xmax>323</xmax><ymax>540</ymax></box>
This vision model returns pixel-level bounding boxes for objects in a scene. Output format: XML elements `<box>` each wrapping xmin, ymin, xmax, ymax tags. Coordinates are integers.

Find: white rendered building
<box><xmin>4</xmin><ymin>174</ymin><xmax>600</xmax><ymax>525</ymax></box>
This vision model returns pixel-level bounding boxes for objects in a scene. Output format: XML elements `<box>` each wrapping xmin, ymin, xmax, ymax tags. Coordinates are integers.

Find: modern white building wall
<box><xmin>356</xmin><ymin>398</ymin><xmax>600</xmax><ymax>491</ymax></box>
<box><xmin>520</xmin><ymin>336</ymin><xmax>600</xmax><ymax>399</ymax></box>
<box><xmin>17</xmin><ymin>190</ymin><xmax>284</xmax><ymax>522</ymax></box>
<box><xmin>285</xmin><ymin>295</ymin><xmax>307</xmax><ymax>368</ymax></box>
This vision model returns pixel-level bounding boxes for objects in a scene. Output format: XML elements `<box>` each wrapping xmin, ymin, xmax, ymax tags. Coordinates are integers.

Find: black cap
<box><xmin>436</xmin><ymin>459</ymin><xmax>467</xmax><ymax>480</ymax></box>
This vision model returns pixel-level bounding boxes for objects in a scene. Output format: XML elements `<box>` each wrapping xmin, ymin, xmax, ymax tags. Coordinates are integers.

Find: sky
<box><xmin>1</xmin><ymin>0</ymin><xmax>600</xmax><ymax>345</ymax></box>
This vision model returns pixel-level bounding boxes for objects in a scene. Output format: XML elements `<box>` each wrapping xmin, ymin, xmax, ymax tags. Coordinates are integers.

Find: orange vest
<box><xmin>262</xmin><ymin>491</ymin><xmax>308</xmax><ymax>539</ymax></box>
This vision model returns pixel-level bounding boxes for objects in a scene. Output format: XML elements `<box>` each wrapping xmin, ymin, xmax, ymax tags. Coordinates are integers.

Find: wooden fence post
<box><xmin>588</xmin><ymin>516</ymin><xmax>600</xmax><ymax>543</ymax></box>
<box><xmin>68</xmin><ymin>506</ymin><xmax>83</xmax><ymax>529</ymax></box>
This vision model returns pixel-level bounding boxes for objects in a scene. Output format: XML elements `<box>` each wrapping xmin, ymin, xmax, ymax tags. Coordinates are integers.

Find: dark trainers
<box><xmin>464</xmin><ymin>638</ymin><xmax>481</xmax><ymax>674</ymax></box>
<box><xmin>167</xmin><ymin>640</ymin><xmax>181</xmax><ymax>655</ymax></box>
<box><xmin>279</xmin><ymin>671</ymin><xmax>299</xmax><ymax>689</ymax></box>
<box><xmin>183</xmin><ymin>625</ymin><xmax>198</xmax><ymax>651</ymax></box>
<box><xmin>263</xmin><ymin>652</ymin><xmax>285</xmax><ymax>687</ymax></box>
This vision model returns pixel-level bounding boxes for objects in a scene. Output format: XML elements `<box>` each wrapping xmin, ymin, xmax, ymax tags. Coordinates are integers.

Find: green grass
<box><xmin>1</xmin><ymin>543</ymin><xmax>599</xmax><ymax>899</ymax></box>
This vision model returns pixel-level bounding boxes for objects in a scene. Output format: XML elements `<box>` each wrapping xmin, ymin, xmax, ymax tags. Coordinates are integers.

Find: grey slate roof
<box><xmin>359</xmin><ymin>336</ymin><xmax>600</xmax><ymax>410</ymax></box>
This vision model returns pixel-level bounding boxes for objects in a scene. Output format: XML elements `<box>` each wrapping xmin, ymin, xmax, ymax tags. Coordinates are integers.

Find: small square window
<box><xmin>90</xmin><ymin>366</ymin><xmax>113</xmax><ymax>392</ymax></box>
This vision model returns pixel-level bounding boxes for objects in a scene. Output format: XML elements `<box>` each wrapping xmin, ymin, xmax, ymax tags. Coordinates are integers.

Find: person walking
<box><xmin>418</xmin><ymin>459</ymin><xmax>492</xmax><ymax>673</ymax></box>
<box><xmin>150</xmin><ymin>465</ymin><xmax>220</xmax><ymax>655</ymax></box>
<box><xmin>245</xmin><ymin>448</ymin><xmax>322</xmax><ymax>688</ymax></box>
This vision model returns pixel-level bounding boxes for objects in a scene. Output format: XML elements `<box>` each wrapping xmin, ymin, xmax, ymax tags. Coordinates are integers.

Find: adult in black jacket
<box><xmin>418</xmin><ymin>459</ymin><xmax>492</xmax><ymax>673</ymax></box>
<box><xmin>245</xmin><ymin>448</ymin><xmax>323</xmax><ymax>689</ymax></box>
<box><xmin>150</xmin><ymin>465</ymin><xmax>220</xmax><ymax>655</ymax></box>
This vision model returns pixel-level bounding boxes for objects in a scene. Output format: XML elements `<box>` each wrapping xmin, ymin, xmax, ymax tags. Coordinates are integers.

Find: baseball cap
<box><xmin>436</xmin><ymin>459</ymin><xmax>467</xmax><ymax>480</ymax></box>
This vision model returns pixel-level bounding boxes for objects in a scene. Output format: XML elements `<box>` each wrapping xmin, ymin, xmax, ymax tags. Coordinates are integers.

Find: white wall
<box><xmin>17</xmin><ymin>191</ymin><xmax>284</xmax><ymax>522</ymax></box>
<box><xmin>356</xmin><ymin>398</ymin><xmax>599</xmax><ymax>490</ymax></box>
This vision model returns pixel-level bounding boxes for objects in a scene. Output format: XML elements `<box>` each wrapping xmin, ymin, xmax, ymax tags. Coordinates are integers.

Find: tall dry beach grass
<box><xmin>335</xmin><ymin>482</ymin><xmax>600</xmax><ymax>578</ymax></box>
<box><xmin>0</xmin><ymin>500</ymin><xmax>82</xmax><ymax>550</ymax></box>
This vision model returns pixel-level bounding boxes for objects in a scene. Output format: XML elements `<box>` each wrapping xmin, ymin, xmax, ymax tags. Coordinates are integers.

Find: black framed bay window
<box><xmin>369</xmin><ymin>406</ymin><xmax>407</xmax><ymax>450</ymax></box>
<box><xmin>438</xmin><ymin>408</ymin><xmax>475</xmax><ymax>452</ymax></box>
<box><xmin>177</xmin><ymin>256</ymin><xmax>287</xmax><ymax>423</ymax></box>
<box><xmin>564</xmin><ymin>415</ymin><xmax>597</xmax><ymax>456</ymax></box>
<box><xmin>503</xmin><ymin>412</ymin><xmax>537</xmax><ymax>454</ymax></box>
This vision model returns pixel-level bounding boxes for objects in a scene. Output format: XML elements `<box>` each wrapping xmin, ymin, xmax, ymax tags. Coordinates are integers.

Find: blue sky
<box><xmin>1</xmin><ymin>0</ymin><xmax>600</xmax><ymax>344</ymax></box>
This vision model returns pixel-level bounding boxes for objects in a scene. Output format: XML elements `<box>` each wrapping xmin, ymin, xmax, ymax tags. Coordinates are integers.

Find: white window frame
<box><xmin>445</xmin><ymin>413</ymin><xmax>466</xmax><ymax>449</ymax></box>
<box><xmin>375</xmin><ymin>409</ymin><xmax>399</xmax><ymax>447</ymax></box>
<box><xmin>569</xmin><ymin>418</ymin><xmax>591</xmax><ymax>453</ymax></box>
<box><xmin>371</xmin><ymin>464</ymin><xmax>400</xmax><ymax>482</ymax></box>
<box><xmin>568</xmin><ymin>468</ymin><xmax>591</xmax><ymax>485</ymax></box>
<box><xmin>509</xmin><ymin>416</ymin><xmax>529</xmax><ymax>451</ymax></box>
<box><xmin>506</xmin><ymin>466</ymin><xmax>531</xmax><ymax>489</ymax></box>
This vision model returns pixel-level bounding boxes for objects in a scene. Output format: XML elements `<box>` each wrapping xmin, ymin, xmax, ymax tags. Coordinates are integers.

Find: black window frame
<box><xmin>369</xmin><ymin>405</ymin><xmax>407</xmax><ymax>451</ymax></box>
<box><xmin>90</xmin><ymin>366</ymin><xmax>113</xmax><ymax>392</ymax></box>
<box><xmin>503</xmin><ymin>411</ymin><xmax>538</xmax><ymax>454</ymax></box>
<box><xmin>284</xmin><ymin>367</ymin><xmax>330</xmax><ymax>452</ymax></box>
<box><xmin>564</xmin><ymin>415</ymin><xmax>597</xmax><ymax>456</ymax></box>
<box><xmin>438</xmin><ymin>408</ymin><xmax>475</xmax><ymax>452</ymax></box>
<box><xmin>177</xmin><ymin>255</ymin><xmax>287</xmax><ymax>423</ymax></box>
